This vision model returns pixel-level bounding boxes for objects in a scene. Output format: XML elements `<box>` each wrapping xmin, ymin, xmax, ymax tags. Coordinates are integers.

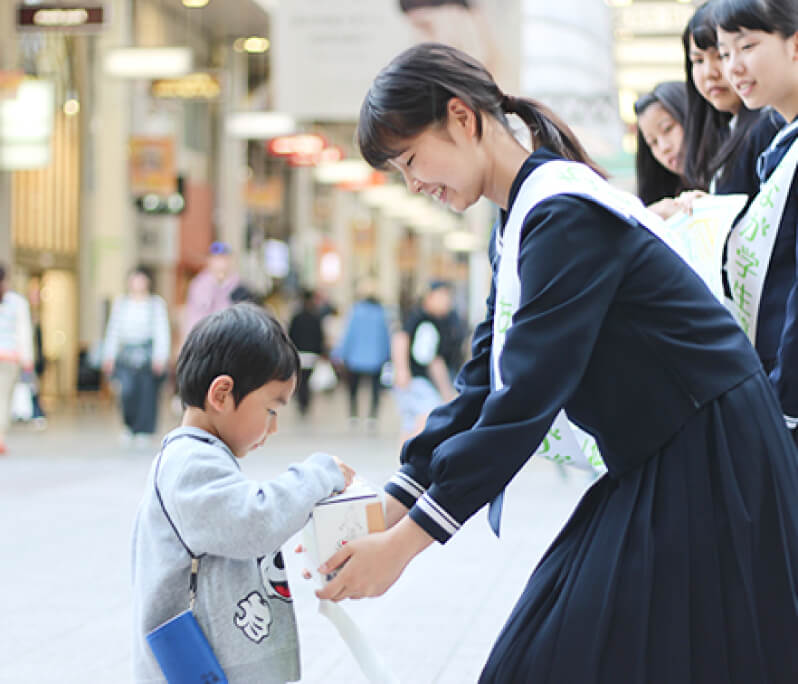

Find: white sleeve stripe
<box><xmin>785</xmin><ymin>414</ymin><xmax>798</xmax><ymax>429</ymax></box>
<box><xmin>391</xmin><ymin>472</ymin><xmax>425</xmax><ymax>498</ymax></box>
<box><xmin>416</xmin><ymin>494</ymin><xmax>460</xmax><ymax>536</ymax></box>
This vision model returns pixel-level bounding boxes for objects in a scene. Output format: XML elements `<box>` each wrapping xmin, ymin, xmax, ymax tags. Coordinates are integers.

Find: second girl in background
<box><xmin>716</xmin><ymin>0</ymin><xmax>798</xmax><ymax>442</ymax></box>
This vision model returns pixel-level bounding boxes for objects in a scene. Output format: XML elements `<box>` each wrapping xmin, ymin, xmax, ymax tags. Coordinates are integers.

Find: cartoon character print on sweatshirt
<box><xmin>233</xmin><ymin>552</ymin><xmax>292</xmax><ymax>644</ymax></box>
<box><xmin>259</xmin><ymin>550</ymin><xmax>292</xmax><ymax>602</ymax></box>
<box><xmin>234</xmin><ymin>591</ymin><xmax>272</xmax><ymax>643</ymax></box>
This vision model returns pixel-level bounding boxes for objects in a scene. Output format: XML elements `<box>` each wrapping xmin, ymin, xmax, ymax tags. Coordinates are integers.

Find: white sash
<box><xmin>725</xmin><ymin>120</ymin><xmax>798</xmax><ymax>342</ymax></box>
<box><xmin>492</xmin><ymin>160</ymin><xmax>669</xmax><ymax>473</ymax></box>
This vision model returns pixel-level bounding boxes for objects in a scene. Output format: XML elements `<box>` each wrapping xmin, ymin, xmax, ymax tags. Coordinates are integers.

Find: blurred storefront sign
<box><xmin>104</xmin><ymin>47</ymin><xmax>193</xmax><ymax>79</ymax></box>
<box><xmin>0</xmin><ymin>70</ymin><xmax>24</xmax><ymax>99</ymax></box>
<box><xmin>0</xmin><ymin>79</ymin><xmax>54</xmax><ymax>170</ymax></box>
<box><xmin>273</xmin><ymin>0</ymin><xmax>411</xmax><ymax>120</ymax></box>
<box><xmin>16</xmin><ymin>4</ymin><xmax>105</xmax><ymax>32</ymax></box>
<box><xmin>128</xmin><ymin>136</ymin><xmax>176</xmax><ymax>196</ymax></box>
<box><xmin>226</xmin><ymin>111</ymin><xmax>296</xmax><ymax>139</ymax></box>
<box><xmin>267</xmin><ymin>134</ymin><xmax>344</xmax><ymax>167</ymax></box>
<box><xmin>151</xmin><ymin>73</ymin><xmax>221</xmax><ymax>100</ymax></box>
<box><xmin>137</xmin><ymin>215</ymin><xmax>178</xmax><ymax>265</ymax></box>
<box><xmin>245</xmin><ymin>176</ymin><xmax>283</xmax><ymax>214</ymax></box>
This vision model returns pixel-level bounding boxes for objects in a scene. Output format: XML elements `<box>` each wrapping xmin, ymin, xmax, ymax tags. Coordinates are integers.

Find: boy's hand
<box><xmin>332</xmin><ymin>456</ymin><xmax>355</xmax><ymax>490</ymax></box>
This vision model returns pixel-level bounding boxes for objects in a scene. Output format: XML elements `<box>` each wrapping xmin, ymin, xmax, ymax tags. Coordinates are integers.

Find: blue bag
<box><xmin>146</xmin><ymin>607</ymin><xmax>226</xmax><ymax>684</ymax></box>
<box><xmin>146</xmin><ymin>436</ymin><xmax>228</xmax><ymax>683</ymax></box>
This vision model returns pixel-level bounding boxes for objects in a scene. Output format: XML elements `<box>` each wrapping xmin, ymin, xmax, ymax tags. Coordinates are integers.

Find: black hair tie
<box><xmin>501</xmin><ymin>94</ymin><xmax>517</xmax><ymax>113</ymax></box>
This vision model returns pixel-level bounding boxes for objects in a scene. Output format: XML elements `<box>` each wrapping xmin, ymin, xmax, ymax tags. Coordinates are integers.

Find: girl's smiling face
<box><xmin>637</xmin><ymin>102</ymin><xmax>685</xmax><ymax>175</ymax></box>
<box><xmin>389</xmin><ymin>101</ymin><xmax>486</xmax><ymax>214</ymax></box>
<box><xmin>689</xmin><ymin>35</ymin><xmax>742</xmax><ymax>114</ymax></box>
<box><xmin>718</xmin><ymin>27</ymin><xmax>798</xmax><ymax>120</ymax></box>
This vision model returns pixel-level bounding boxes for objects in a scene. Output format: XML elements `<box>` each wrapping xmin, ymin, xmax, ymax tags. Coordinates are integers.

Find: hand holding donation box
<box><xmin>302</xmin><ymin>480</ymin><xmax>398</xmax><ymax>684</ymax></box>
<box><xmin>658</xmin><ymin>194</ymin><xmax>749</xmax><ymax>302</ymax></box>
<box><xmin>310</xmin><ymin>478</ymin><xmax>386</xmax><ymax>581</ymax></box>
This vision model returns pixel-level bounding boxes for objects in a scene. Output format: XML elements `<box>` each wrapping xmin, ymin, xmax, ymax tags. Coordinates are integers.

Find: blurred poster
<box><xmin>399</xmin><ymin>0</ymin><xmax>513</xmax><ymax>90</ymax></box>
<box><xmin>273</xmin><ymin>0</ymin><xmax>411</xmax><ymax>120</ymax></box>
<box><xmin>273</xmin><ymin>0</ymin><xmax>515</xmax><ymax>121</ymax></box>
<box><xmin>128</xmin><ymin>136</ymin><xmax>176</xmax><ymax>196</ymax></box>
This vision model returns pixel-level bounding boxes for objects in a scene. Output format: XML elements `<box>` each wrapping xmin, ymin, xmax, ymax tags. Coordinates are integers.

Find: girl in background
<box><xmin>633</xmin><ymin>81</ymin><xmax>690</xmax><ymax>218</ymax></box>
<box><xmin>102</xmin><ymin>266</ymin><xmax>170</xmax><ymax>447</ymax></box>
<box><xmin>716</xmin><ymin>0</ymin><xmax>798</xmax><ymax>442</ymax></box>
<box><xmin>683</xmin><ymin>1</ymin><xmax>782</xmax><ymax>198</ymax></box>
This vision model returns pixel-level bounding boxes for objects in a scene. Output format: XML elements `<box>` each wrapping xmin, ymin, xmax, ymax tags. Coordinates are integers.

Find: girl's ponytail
<box><xmin>502</xmin><ymin>95</ymin><xmax>607</xmax><ymax>178</ymax></box>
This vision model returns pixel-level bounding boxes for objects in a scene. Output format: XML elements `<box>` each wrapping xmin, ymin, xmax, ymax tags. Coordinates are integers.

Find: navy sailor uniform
<box><xmin>385</xmin><ymin>148</ymin><xmax>798</xmax><ymax>683</ymax></box>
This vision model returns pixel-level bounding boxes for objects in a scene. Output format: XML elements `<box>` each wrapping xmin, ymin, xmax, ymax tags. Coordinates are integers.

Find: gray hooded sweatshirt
<box><xmin>131</xmin><ymin>426</ymin><xmax>345</xmax><ymax>683</ymax></box>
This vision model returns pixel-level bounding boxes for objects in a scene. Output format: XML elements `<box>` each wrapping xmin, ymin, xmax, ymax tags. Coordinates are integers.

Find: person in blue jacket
<box><xmin>716</xmin><ymin>0</ymin><xmax>798</xmax><ymax>443</ymax></box>
<box><xmin>332</xmin><ymin>277</ymin><xmax>391</xmax><ymax>427</ymax></box>
<box><xmin>315</xmin><ymin>43</ymin><xmax>798</xmax><ymax>683</ymax></box>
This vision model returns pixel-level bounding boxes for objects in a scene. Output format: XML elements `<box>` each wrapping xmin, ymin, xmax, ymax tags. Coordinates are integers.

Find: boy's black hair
<box><xmin>176</xmin><ymin>302</ymin><xmax>300</xmax><ymax>408</ymax></box>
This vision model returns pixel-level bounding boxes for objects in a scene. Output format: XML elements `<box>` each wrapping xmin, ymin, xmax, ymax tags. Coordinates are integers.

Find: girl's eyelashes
<box><xmin>407</xmin><ymin>154</ymin><xmax>415</xmax><ymax>168</ymax></box>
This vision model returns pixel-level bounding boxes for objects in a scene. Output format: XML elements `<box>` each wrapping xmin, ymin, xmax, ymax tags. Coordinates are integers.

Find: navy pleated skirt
<box><xmin>480</xmin><ymin>370</ymin><xmax>798</xmax><ymax>683</ymax></box>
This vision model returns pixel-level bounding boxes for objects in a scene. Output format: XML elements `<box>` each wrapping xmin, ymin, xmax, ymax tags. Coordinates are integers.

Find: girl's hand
<box><xmin>647</xmin><ymin>197</ymin><xmax>681</xmax><ymax>220</ymax></box>
<box><xmin>331</xmin><ymin>456</ymin><xmax>356</xmax><ymax>489</ymax></box>
<box><xmin>674</xmin><ymin>190</ymin><xmax>708</xmax><ymax>216</ymax></box>
<box><xmin>315</xmin><ymin>516</ymin><xmax>433</xmax><ymax>602</ymax></box>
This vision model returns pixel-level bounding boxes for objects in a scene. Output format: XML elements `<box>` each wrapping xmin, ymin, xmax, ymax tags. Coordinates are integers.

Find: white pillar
<box><xmin>217</xmin><ymin>48</ymin><xmax>248</xmax><ymax>256</ymax></box>
<box><xmin>83</xmin><ymin>0</ymin><xmax>135</xmax><ymax>341</ymax></box>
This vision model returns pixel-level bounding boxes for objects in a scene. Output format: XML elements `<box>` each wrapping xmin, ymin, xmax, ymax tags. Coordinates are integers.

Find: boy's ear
<box><xmin>206</xmin><ymin>375</ymin><xmax>234</xmax><ymax>412</ymax></box>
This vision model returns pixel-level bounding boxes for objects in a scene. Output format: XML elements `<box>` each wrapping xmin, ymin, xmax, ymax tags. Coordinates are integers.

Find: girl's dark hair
<box><xmin>357</xmin><ymin>42</ymin><xmax>605</xmax><ymax>179</ymax></box>
<box><xmin>0</xmin><ymin>263</ymin><xmax>6</xmax><ymax>301</ymax></box>
<box><xmin>713</xmin><ymin>0</ymin><xmax>798</xmax><ymax>37</ymax></box>
<box><xmin>633</xmin><ymin>81</ymin><xmax>689</xmax><ymax>205</ymax></box>
<box><xmin>683</xmin><ymin>2</ymin><xmax>761</xmax><ymax>190</ymax></box>
<box><xmin>176</xmin><ymin>302</ymin><xmax>300</xmax><ymax>408</ymax></box>
<box><xmin>130</xmin><ymin>264</ymin><xmax>153</xmax><ymax>289</ymax></box>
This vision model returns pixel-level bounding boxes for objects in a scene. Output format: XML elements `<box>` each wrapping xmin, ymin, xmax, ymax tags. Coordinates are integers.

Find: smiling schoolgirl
<box><xmin>716</xmin><ymin>0</ymin><xmax>798</xmax><ymax>440</ymax></box>
<box><xmin>315</xmin><ymin>42</ymin><xmax>798</xmax><ymax>683</ymax></box>
<box><xmin>683</xmin><ymin>0</ymin><xmax>782</xmax><ymax>196</ymax></box>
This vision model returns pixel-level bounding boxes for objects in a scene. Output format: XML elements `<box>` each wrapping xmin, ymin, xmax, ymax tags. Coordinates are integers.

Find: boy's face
<box><xmin>220</xmin><ymin>377</ymin><xmax>296</xmax><ymax>458</ymax></box>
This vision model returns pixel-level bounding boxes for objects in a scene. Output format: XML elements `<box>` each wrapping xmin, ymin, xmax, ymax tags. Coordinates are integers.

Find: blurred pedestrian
<box><xmin>288</xmin><ymin>290</ymin><xmax>325</xmax><ymax>416</ymax></box>
<box><xmin>0</xmin><ymin>263</ymin><xmax>34</xmax><ymax>454</ymax></box>
<box><xmin>181</xmin><ymin>241</ymin><xmax>241</xmax><ymax>343</ymax></box>
<box><xmin>332</xmin><ymin>277</ymin><xmax>391</xmax><ymax>428</ymax></box>
<box><xmin>437</xmin><ymin>298</ymin><xmax>469</xmax><ymax>382</ymax></box>
<box><xmin>102</xmin><ymin>266</ymin><xmax>170</xmax><ymax>447</ymax></box>
<box><xmin>392</xmin><ymin>280</ymin><xmax>456</xmax><ymax>441</ymax></box>
<box><xmin>634</xmin><ymin>81</ymin><xmax>690</xmax><ymax>218</ymax></box>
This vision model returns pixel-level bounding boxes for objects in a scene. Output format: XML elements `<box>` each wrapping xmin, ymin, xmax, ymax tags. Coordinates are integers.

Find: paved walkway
<box><xmin>0</xmin><ymin>391</ymin><xmax>591</xmax><ymax>683</ymax></box>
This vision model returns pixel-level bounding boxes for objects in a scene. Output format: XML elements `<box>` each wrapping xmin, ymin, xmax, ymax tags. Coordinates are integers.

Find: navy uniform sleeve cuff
<box><xmin>408</xmin><ymin>492</ymin><xmax>462</xmax><ymax>544</ymax></box>
<box><xmin>384</xmin><ymin>468</ymin><xmax>427</xmax><ymax>510</ymax></box>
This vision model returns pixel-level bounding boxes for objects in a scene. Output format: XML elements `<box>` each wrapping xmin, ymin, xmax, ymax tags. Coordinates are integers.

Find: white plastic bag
<box><xmin>309</xmin><ymin>359</ymin><xmax>337</xmax><ymax>392</ymax></box>
<box><xmin>11</xmin><ymin>382</ymin><xmax>33</xmax><ymax>422</ymax></box>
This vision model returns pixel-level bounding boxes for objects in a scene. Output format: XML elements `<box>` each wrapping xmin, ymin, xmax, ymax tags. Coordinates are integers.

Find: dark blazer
<box><xmin>742</xmin><ymin>119</ymin><xmax>798</xmax><ymax>419</ymax></box>
<box><xmin>386</xmin><ymin>148</ymin><xmax>762</xmax><ymax>543</ymax></box>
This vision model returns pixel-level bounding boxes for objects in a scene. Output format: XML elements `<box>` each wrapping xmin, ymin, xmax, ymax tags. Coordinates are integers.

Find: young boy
<box><xmin>131</xmin><ymin>303</ymin><xmax>354</xmax><ymax>683</ymax></box>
